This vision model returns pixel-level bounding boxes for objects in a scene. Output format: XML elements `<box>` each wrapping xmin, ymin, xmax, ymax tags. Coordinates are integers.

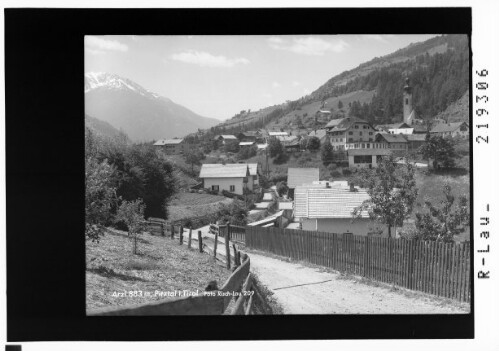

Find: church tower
<box><xmin>403</xmin><ymin>77</ymin><xmax>413</xmax><ymax>125</ymax></box>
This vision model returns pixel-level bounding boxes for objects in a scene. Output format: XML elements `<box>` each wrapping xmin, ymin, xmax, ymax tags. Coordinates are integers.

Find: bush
<box><xmin>330</xmin><ymin>170</ymin><xmax>342</xmax><ymax>178</ymax></box>
<box><xmin>213</xmin><ymin>200</ymin><xmax>248</xmax><ymax>226</ymax></box>
<box><xmin>276</xmin><ymin>181</ymin><xmax>289</xmax><ymax>197</ymax></box>
<box><xmin>307</xmin><ymin>136</ymin><xmax>321</xmax><ymax>151</ymax></box>
<box><xmin>342</xmin><ymin>168</ymin><xmax>352</xmax><ymax>176</ymax></box>
<box><xmin>273</xmin><ymin>152</ymin><xmax>289</xmax><ymax>165</ymax></box>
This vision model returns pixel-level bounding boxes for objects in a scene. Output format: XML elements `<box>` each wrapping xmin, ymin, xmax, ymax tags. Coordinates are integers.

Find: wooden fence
<box><xmin>210</xmin><ymin>224</ymin><xmax>246</xmax><ymax>243</ymax></box>
<box><xmin>89</xmin><ymin>224</ymin><xmax>266</xmax><ymax>316</ymax></box>
<box><xmin>245</xmin><ymin>226</ymin><xmax>471</xmax><ymax>302</ymax></box>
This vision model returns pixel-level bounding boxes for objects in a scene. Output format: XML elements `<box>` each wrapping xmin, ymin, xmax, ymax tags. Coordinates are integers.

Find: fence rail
<box><xmin>245</xmin><ymin>226</ymin><xmax>471</xmax><ymax>302</ymax></box>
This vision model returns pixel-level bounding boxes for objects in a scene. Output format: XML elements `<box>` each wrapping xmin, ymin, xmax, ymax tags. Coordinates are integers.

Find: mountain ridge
<box><xmin>211</xmin><ymin>34</ymin><xmax>468</xmax><ymax>134</ymax></box>
<box><xmin>85</xmin><ymin>72</ymin><xmax>219</xmax><ymax>142</ymax></box>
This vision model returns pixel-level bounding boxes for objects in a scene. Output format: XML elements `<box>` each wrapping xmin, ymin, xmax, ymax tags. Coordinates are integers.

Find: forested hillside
<box><xmin>210</xmin><ymin>34</ymin><xmax>469</xmax><ymax>135</ymax></box>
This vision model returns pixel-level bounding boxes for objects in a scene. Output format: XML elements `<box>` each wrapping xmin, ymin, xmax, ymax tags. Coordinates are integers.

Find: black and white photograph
<box><xmin>85</xmin><ymin>34</ymin><xmax>471</xmax><ymax>316</ymax></box>
<box><xmin>5</xmin><ymin>3</ymin><xmax>499</xmax><ymax>349</ymax></box>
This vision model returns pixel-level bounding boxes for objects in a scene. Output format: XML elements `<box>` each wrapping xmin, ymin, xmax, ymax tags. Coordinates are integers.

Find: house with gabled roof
<box><xmin>153</xmin><ymin>138</ymin><xmax>190</xmax><ymax>155</ymax></box>
<box><xmin>375</xmin><ymin>133</ymin><xmax>408</xmax><ymax>155</ymax></box>
<box><xmin>430</xmin><ymin>122</ymin><xmax>469</xmax><ymax>138</ymax></box>
<box><xmin>294</xmin><ymin>182</ymin><xmax>388</xmax><ymax>236</ymax></box>
<box><xmin>325</xmin><ymin>116</ymin><xmax>378</xmax><ymax>152</ymax></box>
<box><xmin>199</xmin><ymin>163</ymin><xmax>251</xmax><ymax>195</ymax></box>
<box><xmin>308</xmin><ymin>129</ymin><xmax>327</xmax><ymax>143</ymax></box>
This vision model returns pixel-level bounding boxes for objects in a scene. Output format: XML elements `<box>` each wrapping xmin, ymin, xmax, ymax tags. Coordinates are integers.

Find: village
<box><xmin>152</xmin><ymin>79</ymin><xmax>469</xmax><ymax>239</ymax></box>
<box><xmin>85</xmin><ymin>35</ymin><xmax>471</xmax><ymax>316</ymax></box>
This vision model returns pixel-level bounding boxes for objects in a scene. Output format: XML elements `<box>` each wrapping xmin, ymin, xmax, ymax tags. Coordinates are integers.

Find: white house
<box><xmin>294</xmin><ymin>182</ymin><xmax>388</xmax><ymax>236</ymax></box>
<box><xmin>199</xmin><ymin>163</ymin><xmax>250</xmax><ymax>195</ymax></box>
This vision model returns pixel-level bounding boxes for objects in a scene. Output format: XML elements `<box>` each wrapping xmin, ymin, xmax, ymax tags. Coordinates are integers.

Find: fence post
<box><xmin>214</xmin><ymin>230</ymin><xmax>218</xmax><ymax>260</ymax></box>
<box><xmin>407</xmin><ymin>240</ymin><xmax>415</xmax><ymax>290</ymax></box>
<box><xmin>225</xmin><ymin>226</ymin><xmax>231</xmax><ymax>270</ymax></box>
<box><xmin>170</xmin><ymin>224</ymin><xmax>174</xmax><ymax>239</ymax></box>
<box><xmin>188</xmin><ymin>228</ymin><xmax>192</xmax><ymax>249</ymax></box>
<box><xmin>179</xmin><ymin>225</ymin><xmax>183</xmax><ymax>245</ymax></box>
<box><xmin>233</xmin><ymin>243</ymin><xmax>239</xmax><ymax>267</ymax></box>
<box><xmin>198</xmin><ymin>231</ymin><xmax>203</xmax><ymax>253</ymax></box>
<box><xmin>161</xmin><ymin>222</ymin><xmax>165</xmax><ymax>237</ymax></box>
<box><xmin>363</xmin><ymin>236</ymin><xmax>369</xmax><ymax>278</ymax></box>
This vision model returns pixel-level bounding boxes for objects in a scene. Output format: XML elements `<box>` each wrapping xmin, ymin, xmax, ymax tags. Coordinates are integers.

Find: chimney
<box><xmin>350</xmin><ymin>182</ymin><xmax>355</xmax><ymax>192</ymax></box>
<box><xmin>325</xmin><ymin>182</ymin><xmax>330</xmax><ymax>188</ymax></box>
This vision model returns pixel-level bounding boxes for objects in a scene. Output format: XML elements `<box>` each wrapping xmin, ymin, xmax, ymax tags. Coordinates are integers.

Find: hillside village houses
<box><xmin>153</xmin><ymin>138</ymin><xmax>190</xmax><ymax>155</ymax></box>
<box><xmin>214</xmin><ymin>134</ymin><xmax>239</xmax><ymax>147</ymax></box>
<box><xmin>199</xmin><ymin>163</ymin><xmax>261</xmax><ymax>195</ymax></box>
<box><xmin>430</xmin><ymin>121</ymin><xmax>469</xmax><ymax>138</ymax></box>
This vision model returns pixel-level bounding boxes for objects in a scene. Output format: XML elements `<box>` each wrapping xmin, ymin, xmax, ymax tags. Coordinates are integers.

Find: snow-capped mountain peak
<box><xmin>84</xmin><ymin>72</ymin><xmax>161</xmax><ymax>100</ymax></box>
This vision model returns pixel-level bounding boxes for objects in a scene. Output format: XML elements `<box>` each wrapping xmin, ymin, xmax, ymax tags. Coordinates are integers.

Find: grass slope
<box><xmin>86</xmin><ymin>229</ymin><xmax>231</xmax><ymax>313</ymax></box>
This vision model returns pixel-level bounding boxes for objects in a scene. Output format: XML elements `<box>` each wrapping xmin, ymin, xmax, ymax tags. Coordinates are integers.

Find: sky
<box><xmin>85</xmin><ymin>34</ymin><xmax>439</xmax><ymax>121</ymax></box>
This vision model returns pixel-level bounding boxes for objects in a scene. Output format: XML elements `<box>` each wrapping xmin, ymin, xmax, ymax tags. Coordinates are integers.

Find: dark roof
<box><xmin>287</xmin><ymin>168</ymin><xmax>320</xmax><ymax>189</ymax></box>
<box><xmin>405</xmin><ymin>134</ymin><xmax>427</xmax><ymax>141</ymax></box>
<box><xmin>430</xmin><ymin>122</ymin><xmax>468</xmax><ymax>133</ymax></box>
<box><xmin>376</xmin><ymin>133</ymin><xmax>408</xmax><ymax>143</ymax></box>
<box><xmin>411</xmin><ymin>124</ymin><xmax>429</xmax><ymax>133</ymax></box>
<box><xmin>239</xmin><ymin>131</ymin><xmax>259</xmax><ymax>137</ymax></box>
<box><xmin>325</xmin><ymin>117</ymin><xmax>370</xmax><ymax>131</ymax></box>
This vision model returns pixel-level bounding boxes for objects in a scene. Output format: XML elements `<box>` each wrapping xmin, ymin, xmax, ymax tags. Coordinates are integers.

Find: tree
<box><xmin>268</xmin><ymin>137</ymin><xmax>284</xmax><ymax>158</ymax></box>
<box><xmin>224</xmin><ymin>141</ymin><xmax>239</xmax><ymax>153</ymax></box>
<box><xmin>321</xmin><ymin>141</ymin><xmax>334</xmax><ymax>164</ymax></box>
<box><xmin>307</xmin><ymin>136</ymin><xmax>321</xmax><ymax>151</ymax></box>
<box><xmin>115</xmin><ymin>199</ymin><xmax>146</xmax><ymax>254</ymax></box>
<box><xmin>184</xmin><ymin>149</ymin><xmax>202</xmax><ymax>174</ymax></box>
<box><xmin>214</xmin><ymin>200</ymin><xmax>248</xmax><ymax>226</ymax></box>
<box><xmin>237</xmin><ymin>145</ymin><xmax>257</xmax><ymax>160</ymax></box>
<box><xmin>85</xmin><ymin>158</ymin><xmax>118</xmax><ymax>242</ymax></box>
<box><xmin>337</xmin><ymin>100</ymin><xmax>344</xmax><ymax>110</ymax></box>
<box><xmin>276</xmin><ymin>181</ymin><xmax>289</xmax><ymax>197</ymax></box>
<box><xmin>414</xmin><ymin>185</ymin><xmax>470</xmax><ymax>242</ymax></box>
<box><xmin>419</xmin><ymin>134</ymin><xmax>458</xmax><ymax>169</ymax></box>
<box><xmin>353</xmin><ymin>156</ymin><xmax>418</xmax><ymax>238</ymax></box>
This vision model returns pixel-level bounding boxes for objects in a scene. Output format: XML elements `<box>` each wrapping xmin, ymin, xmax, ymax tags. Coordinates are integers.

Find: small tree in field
<box><xmin>414</xmin><ymin>185</ymin><xmax>470</xmax><ymax>242</ymax></box>
<box><xmin>184</xmin><ymin>149</ymin><xmax>202</xmax><ymax>174</ymax></box>
<box><xmin>353</xmin><ymin>156</ymin><xmax>418</xmax><ymax>238</ymax></box>
<box><xmin>419</xmin><ymin>134</ymin><xmax>458</xmax><ymax>169</ymax></box>
<box><xmin>321</xmin><ymin>141</ymin><xmax>334</xmax><ymax>164</ymax></box>
<box><xmin>268</xmin><ymin>137</ymin><xmax>284</xmax><ymax>158</ymax></box>
<box><xmin>116</xmin><ymin>199</ymin><xmax>146</xmax><ymax>254</ymax></box>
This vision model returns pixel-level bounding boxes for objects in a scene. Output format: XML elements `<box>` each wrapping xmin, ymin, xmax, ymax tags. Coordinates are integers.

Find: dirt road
<box><xmin>247</xmin><ymin>249</ymin><xmax>470</xmax><ymax>314</ymax></box>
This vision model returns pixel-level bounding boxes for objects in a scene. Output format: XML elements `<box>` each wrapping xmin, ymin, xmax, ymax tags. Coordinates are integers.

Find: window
<box><xmin>349</xmin><ymin>131</ymin><xmax>353</xmax><ymax>135</ymax></box>
<box><xmin>354</xmin><ymin>155</ymin><xmax>372</xmax><ymax>164</ymax></box>
<box><xmin>354</xmin><ymin>125</ymin><xmax>359</xmax><ymax>129</ymax></box>
<box><xmin>363</xmin><ymin>125</ymin><xmax>367</xmax><ymax>129</ymax></box>
<box><xmin>405</xmin><ymin>98</ymin><xmax>409</xmax><ymax>105</ymax></box>
<box><xmin>369</xmin><ymin>132</ymin><xmax>373</xmax><ymax>135</ymax></box>
<box><xmin>369</xmin><ymin>138</ymin><xmax>373</xmax><ymax>142</ymax></box>
<box><xmin>230</xmin><ymin>185</ymin><xmax>235</xmax><ymax>192</ymax></box>
<box><xmin>211</xmin><ymin>185</ymin><xmax>219</xmax><ymax>192</ymax></box>
<box><xmin>362</xmin><ymin>143</ymin><xmax>365</xmax><ymax>148</ymax></box>
<box><xmin>359</xmin><ymin>132</ymin><xmax>363</xmax><ymax>136</ymax></box>
<box><xmin>367</xmin><ymin>143</ymin><xmax>370</xmax><ymax>148</ymax></box>
<box><xmin>349</xmin><ymin>138</ymin><xmax>353</xmax><ymax>143</ymax></box>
